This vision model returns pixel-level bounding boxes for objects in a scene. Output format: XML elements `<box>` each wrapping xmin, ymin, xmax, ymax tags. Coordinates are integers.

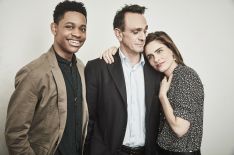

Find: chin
<box><xmin>157</xmin><ymin>67</ymin><xmax>166</xmax><ymax>73</ymax></box>
<box><xmin>133</xmin><ymin>47</ymin><xmax>143</xmax><ymax>53</ymax></box>
<box><xmin>139</xmin><ymin>48</ymin><xmax>144</xmax><ymax>52</ymax></box>
<box><xmin>136</xmin><ymin>49</ymin><xmax>143</xmax><ymax>53</ymax></box>
<box><xmin>69</xmin><ymin>47</ymin><xmax>81</xmax><ymax>53</ymax></box>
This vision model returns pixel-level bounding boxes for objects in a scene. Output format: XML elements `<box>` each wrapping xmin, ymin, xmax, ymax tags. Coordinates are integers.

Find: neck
<box><xmin>119</xmin><ymin>46</ymin><xmax>141</xmax><ymax>66</ymax></box>
<box><xmin>53</xmin><ymin>44</ymin><xmax>73</xmax><ymax>61</ymax></box>
<box><xmin>164</xmin><ymin>62</ymin><xmax>178</xmax><ymax>77</ymax></box>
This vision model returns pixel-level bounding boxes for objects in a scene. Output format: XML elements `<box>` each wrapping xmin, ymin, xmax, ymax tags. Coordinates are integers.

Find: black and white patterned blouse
<box><xmin>157</xmin><ymin>65</ymin><xmax>204</xmax><ymax>152</ymax></box>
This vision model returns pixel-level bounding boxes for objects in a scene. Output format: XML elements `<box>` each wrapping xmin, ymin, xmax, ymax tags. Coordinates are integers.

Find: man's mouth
<box><xmin>68</xmin><ymin>39</ymin><xmax>82</xmax><ymax>47</ymax></box>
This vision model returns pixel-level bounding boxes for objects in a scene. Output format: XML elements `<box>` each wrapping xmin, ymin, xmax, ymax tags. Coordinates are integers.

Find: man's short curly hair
<box><xmin>53</xmin><ymin>0</ymin><xmax>87</xmax><ymax>24</ymax></box>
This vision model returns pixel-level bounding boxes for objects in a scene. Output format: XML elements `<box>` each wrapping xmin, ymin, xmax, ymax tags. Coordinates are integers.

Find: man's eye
<box><xmin>81</xmin><ymin>27</ymin><xmax>86</xmax><ymax>32</ymax></box>
<box><xmin>65</xmin><ymin>25</ymin><xmax>73</xmax><ymax>29</ymax></box>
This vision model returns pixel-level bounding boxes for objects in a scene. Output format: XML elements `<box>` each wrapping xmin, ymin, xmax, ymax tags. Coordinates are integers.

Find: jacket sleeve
<box><xmin>84</xmin><ymin>60</ymin><xmax>99</xmax><ymax>155</ymax></box>
<box><xmin>5</xmin><ymin>66</ymin><xmax>38</xmax><ymax>155</ymax></box>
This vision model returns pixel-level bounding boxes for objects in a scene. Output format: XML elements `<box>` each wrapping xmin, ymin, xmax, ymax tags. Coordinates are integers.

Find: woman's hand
<box><xmin>159</xmin><ymin>74</ymin><xmax>173</xmax><ymax>99</ymax></box>
<box><xmin>99</xmin><ymin>46</ymin><xmax>118</xmax><ymax>64</ymax></box>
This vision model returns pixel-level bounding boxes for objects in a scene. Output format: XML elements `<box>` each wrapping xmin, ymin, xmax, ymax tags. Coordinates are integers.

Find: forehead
<box><xmin>124</xmin><ymin>12</ymin><xmax>147</xmax><ymax>29</ymax></box>
<box><xmin>59</xmin><ymin>11</ymin><xmax>86</xmax><ymax>25</ymax></box>
<box><xmin>145</xmin><ymin>40</ymin><xmax>164</xmax><ymax>53</ymax></box>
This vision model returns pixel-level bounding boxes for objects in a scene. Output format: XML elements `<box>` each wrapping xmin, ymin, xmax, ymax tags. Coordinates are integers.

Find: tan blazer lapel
<box><xmin>46</xmin><ymin>47</ymin><xmax>67</xmax><ymax>142</ymax></box>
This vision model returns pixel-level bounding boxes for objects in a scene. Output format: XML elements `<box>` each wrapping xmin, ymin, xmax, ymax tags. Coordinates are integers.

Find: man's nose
<box><xmin>139</xmin><ymin>31</ymin><xmax>146</xmax><ymax>41</ymax></box>
<box><xmin>71</xmin><ymin>28</ymin><xmax>82</xmax><ymax>37</ymax></box>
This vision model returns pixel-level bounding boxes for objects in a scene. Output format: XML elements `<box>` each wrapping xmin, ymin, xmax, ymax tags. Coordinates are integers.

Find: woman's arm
<box><xmin>159</xmin><ymin>75</ymin><xmax>190</xmax><ymax>138</ymax></box>
<box><xmin>99</xmin><ymin>46</ymin><xmax>117</xmax><ymax>64</ymax></box>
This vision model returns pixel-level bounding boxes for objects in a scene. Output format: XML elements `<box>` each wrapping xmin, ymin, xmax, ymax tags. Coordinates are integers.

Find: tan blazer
<box><xmin>5</xmin><ymin>47</ymin><xmax>88</xmax><ymax>155</ymax></box>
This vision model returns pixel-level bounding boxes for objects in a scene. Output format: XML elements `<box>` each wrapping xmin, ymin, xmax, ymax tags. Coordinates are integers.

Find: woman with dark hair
<box><xmin>144</xmin><ymin>31</ymin><xmax>204</xmax><ymax>155</ymax></box>
<box><xmin>101</xmin><ymin>31</ymin><xmax>204</xmax><ymax>155</ymax></box>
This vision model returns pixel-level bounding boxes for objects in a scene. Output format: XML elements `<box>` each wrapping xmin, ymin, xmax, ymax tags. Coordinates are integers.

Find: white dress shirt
<box><xmin>119</xmin><ymin>49</ymin><xmax>146</xmax><ymax>147</ymax></box>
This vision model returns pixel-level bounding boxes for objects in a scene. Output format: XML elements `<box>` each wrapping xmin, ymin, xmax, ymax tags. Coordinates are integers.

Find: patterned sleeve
<box><xmin>172</xmin><ymin>67</ymin><xmax>204</xmax><ymax>123</ymax></box>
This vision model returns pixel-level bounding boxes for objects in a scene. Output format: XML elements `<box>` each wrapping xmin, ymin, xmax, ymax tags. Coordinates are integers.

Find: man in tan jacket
<box><xmin>5</xmin><ymin>1</ymin><xmax>88</xmax><ymax>155</ymax></box>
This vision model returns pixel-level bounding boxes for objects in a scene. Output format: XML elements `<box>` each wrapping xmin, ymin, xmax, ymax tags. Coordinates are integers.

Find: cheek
<box><xmin>81</xmin><ymin>35</ymin><xmax>86</xmax><ymax>41</ymax></box>
<box><xmin>56</xmin><ymin>33</ymin><xmax>66</xmax><ymax>40</ymax></box>
<box><xmin>167</xmin><ymin>54</ymin><xmax>174</xmax><ymax>62</ymax></box>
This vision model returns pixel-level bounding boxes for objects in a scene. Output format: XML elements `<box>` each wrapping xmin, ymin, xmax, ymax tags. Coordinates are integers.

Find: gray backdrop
<box><xmin>0</xmin><ymin>0</ymin><xmax>234</xmax><ymax>154</ymax></box>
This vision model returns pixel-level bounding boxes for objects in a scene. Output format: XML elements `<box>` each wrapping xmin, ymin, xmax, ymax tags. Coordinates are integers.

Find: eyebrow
<box><xmin>155</xmin><ymin>47</ymin><xmax>163</xmax><ymax>53</ymax></box>
<box><xmin>65</xmin><ymin>22</ymin><xmax>86</xmax><ymax>26</ymax></box>
<box><xmin>65</xmin><ymin>22</ymin><xmax>75</xmax><ymax>25</ymax></box>
<box><xmin>146</xmin><ymin>47</ymin><xmax>163</xmax><ymax>57</ymax></box>
<box><xmin>132</xmin><ymin>25</ymin><xmax>148</xmax><ymax>31</ymax></box>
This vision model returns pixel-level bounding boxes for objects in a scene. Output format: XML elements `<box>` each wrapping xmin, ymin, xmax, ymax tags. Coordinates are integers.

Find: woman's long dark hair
<box><xmin>145</xmin><ymin>31</ymin><xmax>185</xmax><ymax>65</ymax></box>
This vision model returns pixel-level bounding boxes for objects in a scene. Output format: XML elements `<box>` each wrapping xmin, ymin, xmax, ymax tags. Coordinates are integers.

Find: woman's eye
<box><xmin>147</xmin><ymin>55</ymin><xmax>152</xmax><ymax>60</ymax></box>
<box><xmin>156</xmin><ymin>49</ymin><xmax>162</xmax><ymax>54</ymax></box>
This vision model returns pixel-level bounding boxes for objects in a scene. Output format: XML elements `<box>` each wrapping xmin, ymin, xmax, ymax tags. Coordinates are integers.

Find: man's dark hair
<box><xmin>113</xmin><ymin>4</ymin><xmax>146</xmax><ymax>31</ymax></box>
<box><xmin>53</xmin><ymin>0</ymin><xmax>87</xmax><ymax>24</ymax></box>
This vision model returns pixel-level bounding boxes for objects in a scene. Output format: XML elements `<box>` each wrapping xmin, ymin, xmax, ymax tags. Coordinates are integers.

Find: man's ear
<box><xmin>50</xmin><ymin>23</ymin><xmax>57</xmax><ymax>36</ymax></box>
<box><xmin>114</xmin><ymin>28</ymin><xmax>123</xmax><ymax>42</ymax></box>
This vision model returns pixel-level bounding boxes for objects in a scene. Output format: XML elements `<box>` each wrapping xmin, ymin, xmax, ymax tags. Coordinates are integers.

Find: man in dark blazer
<box><xmin>85</xmin><ymin>4</ymin><xmax>162</xmax><ymax>155</ymax></box>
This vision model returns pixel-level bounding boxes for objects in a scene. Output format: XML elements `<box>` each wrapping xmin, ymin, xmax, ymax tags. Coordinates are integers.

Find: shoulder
<box><xmin>86</xmin><ymin>51</ymin><xmax>121</xmax><ymax>67</ymax></box>
<box><xmin>86</xmin><ymin>58</ymin><xmax>103</xmax><ymax>66</ymax></box>
<box><xmin>85</xmin><ymin>58</ymin><xmax>107</xmax><ymax>77</ymax></box>
<box><xmin>174</xmin><ymin>65</ymin><xmax>201</xmax><ymax>81</ymax></box>
<box><xmin>86</xmin><ymin>57</ymin><xmax>112</xmax><ymax>71</ymax></box>
<box><xmin>173</xmin><ymin>65</ymin><xmax>203</xmax><ymax>88</ymax></box>
<box><xmin>15</xmin><ymin>52</ymin><xmax>52</xmax><ymax>83</ymax></box>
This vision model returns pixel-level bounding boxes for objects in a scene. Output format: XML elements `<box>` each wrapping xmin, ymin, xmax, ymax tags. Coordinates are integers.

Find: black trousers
<box><xmin>158</xmin><ymin>146</ymin><xmax>201</xmax><ymax>155</ymax></box>
<box><xmin>118</xmin><ymin>150</ymin><xmax>145</xmax><ymax>155</ymax></box>
<box><xmin>118</xmin><ymin>145</ymin><xmax>145</xmax><ymax>155</ymax></box>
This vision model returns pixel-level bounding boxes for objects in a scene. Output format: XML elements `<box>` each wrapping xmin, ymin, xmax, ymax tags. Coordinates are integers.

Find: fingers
<box><xmin>161</xmin><ymin>76</ymin><xmax>167</xmax><ymax>82</ymax></box>
<box><xmin>99</xmin><ymin>48</ymin><xmax>112</xmax><ymax>63</ymax></box>
<box><xmin>168</xmin><ymin>74</ymin><xmax>173</xmax><ymax>84</ymax></box>
<box><xmin>104</xmin><ymin>55</ymin><xmax>113</xmax><ymax>64</ymax></box>
<box><xmin>99</xmin><ymin>46</ymin><xmax>117</xmax><ymax>64</ymax></box>
<box><xmin>110</xmin><ymin>46</ymin><xmax>118</xmax><ymax>55</ymax></box>
<box><xmin>160</xmin><ymin>76</ymin><xmax>166</xmax><ymax>88</ymax></box>
<box><xmin>108</xmin><ymin>50</ymin><xmax>114</xmax><ymax>63</ymax></box>
<box><xmin>109</xmin><ymin>46</ymin><xmax>118</xmax><ymax>63</ymax></box>
<box><xmin>161</xmin><ymin>75</ymin><xmax>173</xmax><ymax>86</ymax></box>
<box><xmin>104</xmin><ymin>51</ymin><xmax>114</xmax><ymax>64</ymax></box>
